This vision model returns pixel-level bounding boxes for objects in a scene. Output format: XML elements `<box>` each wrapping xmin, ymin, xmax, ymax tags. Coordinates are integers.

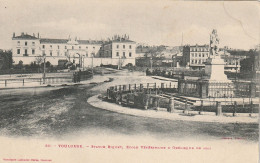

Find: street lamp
<box><xmin>150</xmin><ymin>57</ymin><xmax>153</xmax><ymax>70</ymax></box>
<box><xmin>42</xmin><ymin>54</ymin><xmax>46</xmax><ymax>84</ymax></box>
<box><xmin>91</xmin><ymin>52</ymin><xmax>94</xmax><ymax>75</ymax></box>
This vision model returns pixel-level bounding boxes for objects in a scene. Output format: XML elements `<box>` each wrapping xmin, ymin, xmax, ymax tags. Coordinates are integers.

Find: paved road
<box><xmin>0</xmin><ymin>71</ymin><xmax>258</xmax><ymax>142</ymax></box>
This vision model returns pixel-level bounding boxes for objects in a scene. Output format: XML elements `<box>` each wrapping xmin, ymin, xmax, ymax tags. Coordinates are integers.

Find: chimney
<box><xmin>37</xmin><ymin>32</ymin><xmax>39</xmax><ymax>38</ymax></box>
<box><xmin>13</xmin><ymin>32</ymin><xmax>15</xmax><ymax>38</ymax></box>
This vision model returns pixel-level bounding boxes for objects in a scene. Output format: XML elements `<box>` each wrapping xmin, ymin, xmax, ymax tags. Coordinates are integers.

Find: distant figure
<box><xmin>210</xmin><ymin>29</ymin><xmax>220</xmax><ymax>58</ymax></box>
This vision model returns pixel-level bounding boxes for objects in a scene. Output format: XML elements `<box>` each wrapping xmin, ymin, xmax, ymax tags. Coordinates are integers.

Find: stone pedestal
<box><xmin>205</xmin><ymin>56</ymin><xmax>228</xmax><ymax>81</ymax></box>
<box><xmin>203</xmin><ymin>56</ymin><xmax>234</xmax><ymax>98</ymax></box>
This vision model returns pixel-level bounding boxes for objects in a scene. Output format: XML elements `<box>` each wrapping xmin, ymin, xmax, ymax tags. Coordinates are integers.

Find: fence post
<box><xmin>129</xmin><ymin>84</ymin><xmax>131</xmax><ymax>91</ymax></box>
<box><xmin>5</xmin><ymin>80</ymin><xmax>7</xmax><ymax>87</ymax></box>
<box><xmin>199</xmin><ymin>100</ymin><xmax>203</xmax><ymax>115</ymax></box>
<box><xmin>147</xmin><ymin>83</ymin><xmax>149</xmax><ymax>89</ymax></box>
<box><xmin>134</xmin><ymin>84</ymin><xmax>137</xmax><ymax>90</ymax></box>
<box><xmin>183</xmin><ymin>99</ymin><xmax>189</xmax><ymax>114</ymax></box>
<box><xmin>168</xmin><ymin>97</ymin><xmax>175</xmax><ymax>113</ymax></box>
<box><xmin>140</xmin><ymin>84</ymin><xmax>143</xmax><ymax>91</ymax></box>
<box><xmin>249</xmin><ymin>100</ymin><xmax>253</xmax><ymax>117</ymax></box>
<box><xmin>23</xmin><ymin>79</ymin><xmax>24</xmax><ymax>86</ymax></box>
<box><xmin>161</xmin><ymin>83</ymin><xmax>164</xmax><ymax>89</ymax></box>
<box><xmin>233</xmin><ymin>101</ymin><xmax>237</xmax><ymax>117</ymax></box>
<box><xmin>107</xmin><ymin>89</ymin><xmax>110</xmax><ymax>99</ymax></box>
<box><xmin>216</xmin><ymin>101</ymin><xmax>222</xmax><ymax>116</ymax></box>
<box><xmin>144</xmin><ymin>94</ymin><xmax>149</xmax><ymax>110</ymax></box>
<box><xmin>126</xmin><ymin>94</ymin><xmax>130</xmax><ymax>106</ymax></box>
<box><xmin>40</xmin><ymin>78</ymin><xmax>42</xmax><ymax>85</ymax></box>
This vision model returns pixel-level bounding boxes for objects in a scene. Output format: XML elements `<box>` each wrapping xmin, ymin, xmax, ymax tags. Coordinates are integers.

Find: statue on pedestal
<box><xmin>210</xmin><ymin>29</ymin><xmax>219</xmax><ymax>58</ymax></box>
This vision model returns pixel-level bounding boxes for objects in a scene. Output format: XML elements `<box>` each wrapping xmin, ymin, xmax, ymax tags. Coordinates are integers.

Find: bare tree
<box><xmin>35</xmin><ymin>56</ymin><xmax>43</xmax><ymax>73</ymax></box>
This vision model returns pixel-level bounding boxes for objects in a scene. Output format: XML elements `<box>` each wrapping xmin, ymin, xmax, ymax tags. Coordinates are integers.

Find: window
<box><xmin>192</xmin><ymin>53</ymin><xmax>194</xmax><ymax>57</ymax></box>
<box><xmin>32</xmin><ymin>49</ymin><xmax>35</xmax><ymax>55</ymax></box>
<box><xmin>129</xmin><ymin>52</ymin><xmax>132</xmax><ymax>57</ymax></box>
<box><xmin>86</xmin><ymin>52</ymin><xmax>88</xmax><ymax>57</ymax></box>
<box><xmin>17</xmin><ymin>49</ymin><xmax>20</xmax><ymax>54</ymax></box>
<box><xmin>129</xmin><ymin>45</ymin><xmax>132</xmax><ymax>49</ymax></box>
<box><xmin>123</xmin><ymin>52</ymin><xmax>126</xmax><ymax>57</ymax></box>
<box><xmin>123</xmin><ymin>45</ymin><xmax>125</xmax><ymax>49</ymax></box>
<box><xmin>116</xmin><ymin>52</ymin><xmax>119</xmax><ymax>56</ymax></box>
<box><xmin>93</xmin><ymin>46</ymin><xmax>95</xmax><ymax>49</ymax></box>
<box><xmin>79</xmin><ymin>46</ymin><xmax>81</xmax><ymax>49</ymax></box>
<box><xmin>195</xmin><ymin>53</ymin><xmax>197</xmax><ymax>57</ymax></box>
<box><xmin>57</xmin><ymin>51</ymin><xmax>60</xmax><ymax>56</ymax></box>
<box><xmin>42</xmin><ymin>45</ymin><xmax>45</xmax><ymax>49</ymax></box>
<box><xmin>17</xmin><ymin>41</ymin><xmax>20</xmax><ymax>46</ymax></box>
<box><xmin>86</xmin><ymin>46</ymin><xmax>88</xmax><ymax>49</ymax></box>
<box><xmin>199</xmin><ymin>53</ymin><xmax>201</xmax><ymax>57</ymax></box>
<box><xmin>50</xmin><ymin>51</ymin><xmax>52</xmax><ymax>56</ymax></box>
<box><xmin>199</xmin><ymin>60</ymin><xmax>201</xmax><ymax>64</ymax></box>
<box><xmin>50</xmin><ymin>45</ymin><xmax>52</xmax><ymax>48</ymax></box>
<box><xmin>202</xmin><ymin>54</ymin><xmax>204</xmax><ymax>57</ymax></box>
<box><xmin>58</xmin><ymin>45</ymin><xmax>59</xmax><ymax>49</ymax></box>
<box><xmin>25</xmin><ymin>42</ymin><xmax>27</xmax><ymax>46</ymax></box>
<box><xmin>65</xmin><ymin>46</ymin><xmax>67</xmax><ymax>49</ymax></box>
<box><xmin>117</xmin><ymin>45</ymin><xmax>119</xmax><ymax>48</ymax></box>
<box><xmin>24</xmin><ymin>49</ymin><xmax>27</xmax><ymax>55</ymax></box>
<box><xmin>72</xmin><ymin>46</ymin><xmax>74</xmax><ymax>50</ymax></box>
<box><xmin>32</xmin><ymin>42</ymin><xmax>35</xmax><ymax>46</ymax></box>
<box><xmin>195</xmin><ymin>60</ymin><xmax>197</xmax><ymax>63</ymax></box>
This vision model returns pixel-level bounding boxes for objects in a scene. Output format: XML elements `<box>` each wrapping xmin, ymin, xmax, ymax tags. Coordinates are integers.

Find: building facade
<box><xmin>12</xmin><ymin>33</ymin><xmax>136</xmax><ymax>67</ymax></box>
<box><xmin>182</xmin><ymin>44</ymin><xmax>240</xmax><ymax>72</ymax></box>
<box><xmin>102</xmin><ymin>35</ymin><xmax>136</xmax><ymax>59</ymax></box>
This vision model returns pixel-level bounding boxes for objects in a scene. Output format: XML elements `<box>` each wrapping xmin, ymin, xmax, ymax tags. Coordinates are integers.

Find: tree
<box><xmin>35</xmin><ymin>56</ymin><xmax>43</xmax><ymax>72</ymax></box>
<box><xmin>0</xmin><ymin>50</ymin><xmax>12</xmax><ymax>70</ymax></box>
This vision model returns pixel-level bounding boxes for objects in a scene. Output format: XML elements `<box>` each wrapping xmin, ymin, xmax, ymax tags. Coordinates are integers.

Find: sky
<box><xmin>0</xmin><ymin>0</ymin><xmax>259</xmax><ymax>50</ymax></box>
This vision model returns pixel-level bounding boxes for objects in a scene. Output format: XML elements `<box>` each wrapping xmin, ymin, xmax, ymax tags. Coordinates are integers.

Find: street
<box><xmin>0</xmin><ymin>70</ymin><xmax>258</xmax><ymax>142</ymax></box>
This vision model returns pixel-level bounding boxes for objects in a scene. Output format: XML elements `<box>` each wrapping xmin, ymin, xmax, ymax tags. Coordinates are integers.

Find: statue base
<box><xmin>202</xmin><ymin>56</ymin><xmax>234</xmax><ymax>98</ymax></box>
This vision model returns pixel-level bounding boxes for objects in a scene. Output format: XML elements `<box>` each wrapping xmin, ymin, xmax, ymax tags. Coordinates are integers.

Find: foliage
<box><xmin>0</xmin><ymin>50</ymin><xmax>12</xmax><ymax>70</ymax></box>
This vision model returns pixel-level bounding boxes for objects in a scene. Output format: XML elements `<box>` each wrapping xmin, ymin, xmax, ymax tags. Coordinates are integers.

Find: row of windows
<box><xmin>17</xmin><ymin>41</ymin><xmax>35</xmax><ymax>46</ymax></box>
<box><xmin>191</xmin><ymin>59</ymin><xmax>207</xmax><ymax>64</ymax></box>
<box><xmin>191</xmin><ymin>53</ymin><xmax>209</xmax><ymax>58</ymax></box>
<box><xmin>116</xmin><ymin>44</ymin><xmax>132</xmax><ymax>49</ymax></box>
<box><xmin>190</xmin><ymin>47</ymin><xmax>208</xmax><ymax>52</ymax></box>
<box><xmin>17</xmin><ymin>49</ymin><xmax>35</xmax><ymax>55</ymax></box>
<box><xmin>42</xmin><ymin>45</ymin><xmax>100</xmax><ymax>50</ymax></box>
<box><xmin>116</xmin><ymin>52</ymin><xmax>132</xmax><ymax>57</ymax></box>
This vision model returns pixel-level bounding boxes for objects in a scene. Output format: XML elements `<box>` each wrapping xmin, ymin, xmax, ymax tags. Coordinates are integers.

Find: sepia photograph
<box><xmin>0</xmin><ymin>0</ymin><xmax>259</xmax><ymax>162</ymax></box>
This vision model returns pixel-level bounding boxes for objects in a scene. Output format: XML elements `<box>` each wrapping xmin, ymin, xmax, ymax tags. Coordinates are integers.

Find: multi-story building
<box><xmin>182</xmin><ymin>44</ymin><xmax>240</xmax><ymax>72</ymax></box>
<box><xmin>12</xmin><ymin>33</ymin><xmax>103</xmax><ymax>58</ymax></box>
<box><xmin>182</xmin><ymin>45</ymin><xmax>210</xmax><ymax>70</ymax></box>
<box><xmin>102</xmin><ymin>35</ymin><xmax>136</xmax><ymax>59</ymax></box>
<box><xmin>12</xmin><ymin>32</ymin><xmax>136</xmax><ymax>67</ymax></box>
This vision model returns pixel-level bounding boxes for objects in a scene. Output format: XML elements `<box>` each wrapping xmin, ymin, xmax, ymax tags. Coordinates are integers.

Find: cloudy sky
<box><xmin>0</xmin><ymin>0</ymin><xmax>259</xmax><ymax>50</ymax></box>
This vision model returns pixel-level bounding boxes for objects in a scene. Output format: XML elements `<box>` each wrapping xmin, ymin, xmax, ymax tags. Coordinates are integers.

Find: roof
<box><xmin>12</xmin><ymin>34</ymin><xmax>38</xmax><ymax>40</ymax></box>
<box><xmin>40</xmin><ymin>38</ymin><xmax>68</xmax><ymax>44</ymax></box>
<box><xmin>40</xmin><ymin>38</ymin><xmax>103</xmax><ymax>44</ymax></box>
<box><xmin>104</xmin><ymin>39</ymin><xmax>135</xmax><ymax>45</ymax></box>
<box><xmin>78</xmin><ymin>40</ymin><xmax>103</xmax><ymax>45</ymax></box>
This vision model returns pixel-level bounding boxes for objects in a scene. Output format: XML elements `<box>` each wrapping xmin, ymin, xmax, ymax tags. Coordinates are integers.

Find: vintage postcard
<box><xmin>0</xmin><ymin>0</ymin><xmax>259</xmax><ymax>162</ymax></box>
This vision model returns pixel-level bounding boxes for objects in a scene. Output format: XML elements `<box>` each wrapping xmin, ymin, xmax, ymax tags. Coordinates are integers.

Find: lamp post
<box><xmin>42</xmin><ymin>54</ymin><xmax>46</xmax><ymax>84</ymax></box>
<box><xmin>150</xmin><ymin>57</ymin><xmax>153</xmax><ymax>70</ymax></box>
<box><xmin>91</xmin><ymin>52</ymin><xmax>94</xmax><ymax>74</ymax></box>
<box><xmin>118</xmin><ymin>56</ymin><xmax>121</xmax><ymax>70</ymax></box>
